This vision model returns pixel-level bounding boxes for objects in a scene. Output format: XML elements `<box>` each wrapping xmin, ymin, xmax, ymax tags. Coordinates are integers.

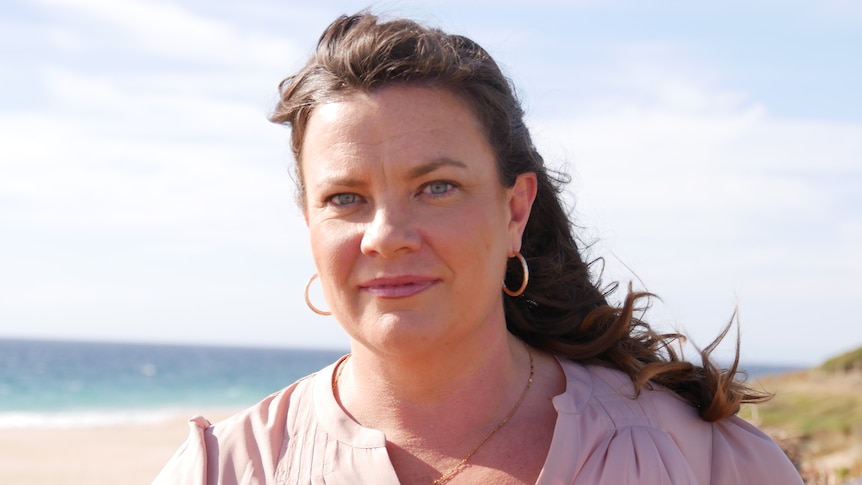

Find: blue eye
<box><xmin>425</xmin><ymin>181</ymin><xmax>452</xmax><ymax>195</ymax></box>
<box><xmin>329</xmin><ymin>193</ymin><xmax>357</xmax><ymax>206</ymax></box>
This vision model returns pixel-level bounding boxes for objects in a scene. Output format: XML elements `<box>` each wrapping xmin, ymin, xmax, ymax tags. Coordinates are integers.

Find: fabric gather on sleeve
<box><xmin>153</xmin><ymin>416</ymin><xmax>211</xmax><ymax>485</ymax></box>
<box><xmin>535</xmin><ymin>359</ymin><xmax>803</xmax><ymax>485</ymax></box>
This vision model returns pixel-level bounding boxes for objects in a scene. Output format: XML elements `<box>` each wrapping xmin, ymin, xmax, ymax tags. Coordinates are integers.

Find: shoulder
<box><xmin>544</xmin><ymin>359</ymin><xmax>802</xmax><ymax>485</ymax></box>
<box><xmin>153</xmin><ymin>368</ymin><xmax>323</xmax><ymax>485</ymax></box>
<box><xmin>207</xmin><ymin>373</ymin><xmax>317</xmax><ymax>471</ymax></box>
<box><xmin>551</xmin><ymin>359</ymin><xmax>702</xmax><ymax>431</ymax></box>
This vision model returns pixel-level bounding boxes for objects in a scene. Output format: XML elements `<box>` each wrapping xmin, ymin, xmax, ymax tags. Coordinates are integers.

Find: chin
<box><xmin>352</xmin><ymin>314</ymin><xmax>454</xmax><ymax>355</ymax></box>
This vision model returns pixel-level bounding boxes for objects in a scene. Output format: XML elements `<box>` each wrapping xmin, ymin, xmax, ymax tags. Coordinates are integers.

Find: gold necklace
<box><xmin>331</xmin><ymin>344</ymin><xmax>535</xmax><ymax>485</ymax></box>
<box><xmin>332</xmin><ymin>354</ymin><xmax>350</xmax><ymax>394</ymax></box>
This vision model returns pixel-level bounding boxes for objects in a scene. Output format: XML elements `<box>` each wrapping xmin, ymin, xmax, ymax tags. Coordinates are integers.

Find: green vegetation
<box><xmin>743</xmin><ymin>380</ymin><xmax>862</xmax><ymax>437</ymax></box>
<box><xmin>739</xmin><ymin>347</ymin><xmax>862</xmax><ymax>482</ymax></box>
<box><xmin>820</xmin><ymin>345</ymin><xmax>862</xmax><ymax>372</ymax></box>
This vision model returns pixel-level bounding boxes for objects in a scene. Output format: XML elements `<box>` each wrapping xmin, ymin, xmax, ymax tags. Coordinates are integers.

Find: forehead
<box><xmin>312</xmin><ymin>86</ymin><xmax>478</xmax><ymax>136</ymax></box>
<box><xmin>300</xmin><ymin>86</ymin><xmax>492</xmax><ymax>167</ymax></box>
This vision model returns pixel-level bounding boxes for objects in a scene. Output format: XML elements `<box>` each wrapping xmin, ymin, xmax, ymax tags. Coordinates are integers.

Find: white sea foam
<box><xmin>0</xmin><ymin>409</ymin><xmax>186</xmax><ymax>429</ymax></box>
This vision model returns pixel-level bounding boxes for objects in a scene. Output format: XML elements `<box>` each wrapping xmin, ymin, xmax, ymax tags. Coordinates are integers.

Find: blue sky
<box><xmin>1</xmin><ymin>0</ymin><xmax>859</xmax><ymax>366</ymax></box>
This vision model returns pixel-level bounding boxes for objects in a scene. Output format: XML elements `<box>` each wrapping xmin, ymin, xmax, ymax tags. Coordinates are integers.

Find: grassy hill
<box><xmin>740</xmin><ymin>345</ymin><xmax>862</xmax><ymax>483</ymax></box>
<box><xmin>821</xmin><ymin>346</ymin><xmax>862</xmax><ymax>373</ymax></box>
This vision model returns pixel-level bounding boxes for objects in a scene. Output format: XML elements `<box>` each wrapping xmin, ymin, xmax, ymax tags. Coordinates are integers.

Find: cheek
<box><xmin>426</xmin><ymin>208</ymin><xmax>508</xmax><ymax>280</ymax></box>
<box><xmin>440</xmin><ymin>199</ymin><xmax>508</xmax><ymax>251</ymax></box>
<box><xmin>309</xmin><ymin>221</ymin><xmax>361</xmax><ymax>281</ymax></box>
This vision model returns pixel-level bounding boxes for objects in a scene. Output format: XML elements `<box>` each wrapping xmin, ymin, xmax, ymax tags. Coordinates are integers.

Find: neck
<box><xmin>337</xmin><ymin>333</ymin><xmax>530</xmax><ymax>432</ymax></box>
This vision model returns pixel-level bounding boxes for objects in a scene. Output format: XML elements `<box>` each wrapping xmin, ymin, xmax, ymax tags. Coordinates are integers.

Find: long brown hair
<box><xmin>270</xmin><ymin>11</ymin><xmax>770</xmax><ymax>422</ymax></box>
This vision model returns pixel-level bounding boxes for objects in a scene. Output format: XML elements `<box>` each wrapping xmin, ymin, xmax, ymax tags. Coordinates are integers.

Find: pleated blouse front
<box><xmin>153</xmin><ymin>357</ymin><xmax>802</xmax><ymax>484</ymax></box>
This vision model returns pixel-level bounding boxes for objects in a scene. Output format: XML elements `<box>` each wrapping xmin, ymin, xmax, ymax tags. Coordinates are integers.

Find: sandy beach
<box><xmin>0</xmin><ymin>410</ymin><xmax>237</xmax><ymax>485</ymax></box>
<box><xmin>0</xmin><ymin>341</ymin><xmax>345</xmax><ymax>485</ymax></box>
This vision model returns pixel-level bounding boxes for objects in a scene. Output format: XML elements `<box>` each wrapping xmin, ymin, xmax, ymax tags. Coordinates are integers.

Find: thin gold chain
<box><xmin>332</xmin><ymin>354</ymin><xmax>350</xmax><ymax>394</ymax></box>
<box><xmin>432</xmin><ymin>343</ymin><xmax>534</xmax><ymax>484</ymax></box>
<box><xmin>331</xmin><ymin>344</ymin><xmax>535</xmax><ymax>485</ymax></box>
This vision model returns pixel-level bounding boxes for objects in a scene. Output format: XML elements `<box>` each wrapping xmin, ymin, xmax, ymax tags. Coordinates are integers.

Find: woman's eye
<box><xmin>423</xmin><ymin>181</ymin><xmax>453</xmax><ymax>196</ymax></box>
<box><xmin>328</xmin><ymin>193</ymin><xmax>358</xmax><ymax>206</ymax></box>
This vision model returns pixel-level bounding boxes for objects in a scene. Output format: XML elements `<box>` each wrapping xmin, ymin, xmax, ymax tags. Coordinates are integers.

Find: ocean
<box><xmin>0</xmin><ymin>338</ymin><xmax>801</xmax><ymax>429</ymax></box>
<box><xmin>0</xmin><ymin>338</ymin><xmax>346</xmax><ymax>429</ymax></box>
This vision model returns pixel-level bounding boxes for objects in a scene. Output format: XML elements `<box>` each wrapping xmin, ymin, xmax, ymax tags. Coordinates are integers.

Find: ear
<box><xmin>507</xmin><ymin>172</ymin><xmax>538</xmax><ymax>254</ymax></box>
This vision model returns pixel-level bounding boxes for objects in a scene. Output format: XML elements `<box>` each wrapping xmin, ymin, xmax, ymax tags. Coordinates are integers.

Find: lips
<box><xmin>359</xmin><ymin>275</ymin><xmax>440</xmax><ymax>299</ymax></box>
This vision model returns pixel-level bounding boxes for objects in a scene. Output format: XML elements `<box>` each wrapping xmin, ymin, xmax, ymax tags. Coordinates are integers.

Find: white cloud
<box><xmin>33</xmin><ymin>0</ymin><xmax>301</xmax><ymax>68</ymax></box>
<box><xmin>524</xmin><ymin>43</ymin><xmax>862</xmax><ymax>364</ymax></box>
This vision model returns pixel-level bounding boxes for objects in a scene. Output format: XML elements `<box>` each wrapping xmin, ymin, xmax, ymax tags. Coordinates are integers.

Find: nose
<box><xmin>360</xmin><ymin>202</ymin><xmax>421</xmax><ymax>258</ymax></box>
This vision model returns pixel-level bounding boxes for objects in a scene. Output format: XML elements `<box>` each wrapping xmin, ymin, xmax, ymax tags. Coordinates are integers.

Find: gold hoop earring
<box><xmin>503</xmin><ymin>252</ymin><xmax>529</xmax><ymax>297</ymax></box>
<box><xmin>304</xmin><ymin>273</ymin><xmax>332</xmax><ymax>316</ymax></box>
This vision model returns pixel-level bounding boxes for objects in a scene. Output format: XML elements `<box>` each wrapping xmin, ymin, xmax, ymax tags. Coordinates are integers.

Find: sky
<box><xmin>0</xmin><ymin>0</ymin><xmax>859</xmax><ymax>366</ymax></box>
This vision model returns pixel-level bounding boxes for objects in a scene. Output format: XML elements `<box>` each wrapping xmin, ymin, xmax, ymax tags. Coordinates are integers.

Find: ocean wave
<box><xmin>0</xmin><ymin>409</ymin><xmax>186</xmax><ymax>429</ymax></box>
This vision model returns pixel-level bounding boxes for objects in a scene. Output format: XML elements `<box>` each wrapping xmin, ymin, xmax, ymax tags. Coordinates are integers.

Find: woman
<box><xmin>155</xmin><ymin>12</ymin><xmax>802</xmax><ymax>484</ymax></box>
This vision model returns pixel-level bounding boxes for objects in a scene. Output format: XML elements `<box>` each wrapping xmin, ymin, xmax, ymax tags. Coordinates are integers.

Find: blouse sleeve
<box><xmin>573</xmin><ymin>420</ymin><xmax>803</xmax><ymax>485</ymax></box>
<box><xmin>151</xmin><ymin>383</ymin><xmax>299</xmax><ymax>485</ymax></box>
<box><xmin>573</xmin><ymin>425</ymin><xmax>701</xmax><ymax>485</ymax></box>
<box><xmin>152</xmin><ymin>416</ymin><xmax>211</xmax><ymax>485</ymax></box>
<box><xmin>542</xmin><ymin>362</ymin><xmax>803</xmax><ymax>485</ymax></box>
<box><xmin>707</xmin><ymin>415</ymin><xmax>804</xmax><ymax>485</ymax></box>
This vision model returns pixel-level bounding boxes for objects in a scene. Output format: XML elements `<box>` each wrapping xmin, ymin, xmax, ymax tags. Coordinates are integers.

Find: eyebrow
<box><xmin>406</xmin><ymin>158</ymin><xmax>468</xmax><ymax>179</ymax></box>
<box><xmin>316</xmin><ymin>157</ymin><xmax>468</xmax><ymax>189</ymax></box>
<box><xmin>318</xmin><ymin>174</ymin><xmax>365</xmax><ymax>189</ymax></box>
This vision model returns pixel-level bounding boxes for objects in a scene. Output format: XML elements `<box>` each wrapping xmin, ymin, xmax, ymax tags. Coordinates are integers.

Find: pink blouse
<box><xmin>154</xmin><ymin>357</ymin><xmax>802</xmax><ymax>484</ymax></box>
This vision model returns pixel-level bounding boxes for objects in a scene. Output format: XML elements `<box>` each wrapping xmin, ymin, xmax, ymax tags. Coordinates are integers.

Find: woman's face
<box><xmin>301</xmin><ymin>86</ymin><xmax>535</xmax><ymax>356</ymax></box>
